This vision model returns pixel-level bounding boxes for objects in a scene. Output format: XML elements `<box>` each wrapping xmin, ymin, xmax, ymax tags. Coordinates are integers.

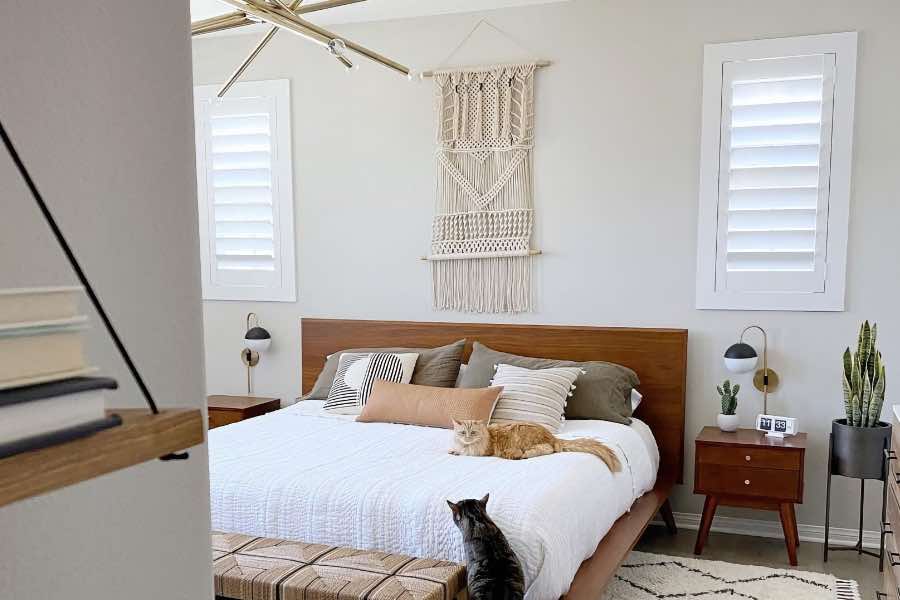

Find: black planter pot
<box><xmin>830</xmin><ymin>418</ymin><xmax>892</xmax><ymax>479</ymax></box>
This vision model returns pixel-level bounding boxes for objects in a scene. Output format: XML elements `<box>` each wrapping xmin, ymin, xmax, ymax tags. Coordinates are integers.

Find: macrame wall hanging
<box><xmin>425</xmin><ymin>55</ymin><xmax>545</xmax><ymax>313</ymax></box>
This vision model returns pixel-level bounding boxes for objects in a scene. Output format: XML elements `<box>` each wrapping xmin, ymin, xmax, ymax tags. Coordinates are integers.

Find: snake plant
<box><xmin>842</xmin><ymin>321</ymin><xmax>887</xmax><ymax>427</ymax></box>
<box><xmin>717</xmin><ymin>379</ymin><xmax>740</xmax><ymax>416</ymax></box>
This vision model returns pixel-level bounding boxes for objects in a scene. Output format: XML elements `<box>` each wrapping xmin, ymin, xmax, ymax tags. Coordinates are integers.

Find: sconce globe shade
<box><xmin>244</xmin><ymin>326</ymin><xmax>272</xmax><ymax>353</ymax></box>
<box><xmin>724</xmin><ymin>342</ymin><xmax>758</xmax><ymax>373</ymax></box>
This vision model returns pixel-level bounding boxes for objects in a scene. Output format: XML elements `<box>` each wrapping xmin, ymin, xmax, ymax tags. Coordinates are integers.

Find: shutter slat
<box><xmin>727</xmin><ymin>208</ymin><xmax>817</xmax><ymax>231</ymax></box>
<box><xmin>211</xmin><ymin>134</ymin><xmax>271</xmax><ymax>153</ymax></box>
<box><xmin>210</xmin><ymin>114</ymin><xmax>270</xmax><ymax>136</ymax></box>
<box><xmin>212</xmin><ymin>151</ymin><xmax>271</xmax><ymax>170</ymax></box>
<box><xmin>728</xmin><ymin>187</ymin><xmax>818</xmax><ymax>210</ymax></box>
<box><xmin>215</xmin><ymin>221</ymin><xmax>274</xmax><ymax>238</ymax></box>
<box><xmin>731</xmin><ymin>123</ymin><xmax>820</xmax><ymax>148</ymax></box>
<box><xmin>215</xmin><ymin>256</ymin><xmax>276</xmax><ymax>272</ymax></box>
<box><xmin>214</xmin><ymin>188</ymin><xmax>272</xmax><ymax>205</ymax></box>
<box><xmin>727</xmin><ymin>230</ymin><xmax>815</xmax><ymax>252</ymax></box>
<box><xmin>732</xmin><ymin>100</ymin><xmax>822</xmax><ymax>127</ymax></box>
<box><xmin>731</xmin><ymin>144</ymin><xmax>819</xmax><ymax>169</ymax></box>
<box><xmin>213</xmin><ymin>168</ymin><xmax>271</xmax><ymax>188</ymax></box>
<box><xmin>727</xmin><ymin>251</ymin><xmax>815</xmax><ymax>272</ymax></box>
<box><xmin>214</xmin><ymin>204</ymin><xmax>273</xmax><ymax>223</ymax></box>
<box><xmin>730</xmin><ymin>166</ymin><xmax>820</xmax><ymax>189</ymax></box>
<box><xmin>216</xmin><ymin>238</ymin><xmax>274</xmax><ymax>255</ymax></box>
<box><xmin>732</xmin><ymin>76</ymin><xmax>823</xmax><ymax>106</ymax></box>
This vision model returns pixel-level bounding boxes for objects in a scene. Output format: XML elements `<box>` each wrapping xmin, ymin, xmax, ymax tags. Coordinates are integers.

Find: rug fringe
<box><xmin>833</xmin><ymin>579</ymin><xmax>861</xmax><ymax>600</ymax></box>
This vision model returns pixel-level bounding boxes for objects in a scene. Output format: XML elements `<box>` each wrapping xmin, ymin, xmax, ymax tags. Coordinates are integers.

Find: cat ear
<box><xmin>479</xmin><ymin>493</ymin><xmax>490</xmax><ymax>507</ymax></box>
<box><xmin>451</xmin><ymin>419</ymin><xmax>461</xmax><ymax>428</ymax></box>
<box><xmin>446</xmin><ymin>500</ymin><xmax>460</xmax><ymax>516</ymax></box>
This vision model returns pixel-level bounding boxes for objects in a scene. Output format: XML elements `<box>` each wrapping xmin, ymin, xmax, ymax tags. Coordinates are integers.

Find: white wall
<box><xmin>193</xmin><ymin>0</ymin><xmax>900</xmax><ymax>532</ymax></box>
<box><xmin>0</xmin><ymin>2</ymin><xmax>212</xmax><ymax>599</ymax></box>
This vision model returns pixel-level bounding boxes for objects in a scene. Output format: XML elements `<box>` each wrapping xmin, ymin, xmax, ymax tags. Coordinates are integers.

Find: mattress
<box><xmin>209</xmin><ymin>401</ymin><xmax>659</xmax><ymax>600</ymax></box>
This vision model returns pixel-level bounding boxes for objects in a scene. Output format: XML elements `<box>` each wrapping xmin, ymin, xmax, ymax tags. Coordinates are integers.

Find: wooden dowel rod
<box><xmin>420</xmin><ymin>60</ymin><xmax>551</xmax><ymax>78</ymax></box>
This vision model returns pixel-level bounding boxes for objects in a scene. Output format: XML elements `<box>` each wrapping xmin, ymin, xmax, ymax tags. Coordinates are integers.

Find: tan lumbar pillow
<box><xmin>356</xmin><ymin>380</ymin><xmax>502</xmax><ymax>429</ymax></box>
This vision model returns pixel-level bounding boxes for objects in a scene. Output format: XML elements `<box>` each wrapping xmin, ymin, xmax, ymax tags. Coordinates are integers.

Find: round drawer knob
<box><xmin>745</xmin><ymin>455</ymin><xmax>751</xmax><ymax>461</ymax></box>
<box><xmin>744</xmin><ymin>479</ymin><xmax>750</xmax><ymax>485</ymax></box>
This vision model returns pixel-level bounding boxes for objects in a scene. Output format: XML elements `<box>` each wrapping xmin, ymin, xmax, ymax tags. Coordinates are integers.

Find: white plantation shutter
<box><xmin>194</xmin><ymin>80</ymin><xmax>296</xmax><ymax>301</ymax></box>
<box><xmin>716</xmin><ymin>55</ymin><xmax>834</xmax><ymax>293</ymax></box>
<box><xmin>696</xmin><ymin>34</ymin><xmax>857</xmax><ymax>311</ymax></box>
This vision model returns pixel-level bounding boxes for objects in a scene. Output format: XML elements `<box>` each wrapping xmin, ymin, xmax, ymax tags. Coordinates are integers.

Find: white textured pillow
<box><xmin>324</xmin><ymin>352</ymin><xmax>419</xmax><ymax>415</ymax></box>
<box><xmin>489</xmin><ymin>363</ymin><xmax>582</xmax><ymax>432</ymax></box>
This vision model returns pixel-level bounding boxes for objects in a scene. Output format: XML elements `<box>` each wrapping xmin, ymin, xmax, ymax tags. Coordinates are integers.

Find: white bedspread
<box><xmin>209</xmin><ymin>401</ymin><xmax>659</xmax><ymax>600</ymax></box>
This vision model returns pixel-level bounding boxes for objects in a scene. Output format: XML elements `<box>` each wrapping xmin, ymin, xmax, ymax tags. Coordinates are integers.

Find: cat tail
<box><xmin>555</xmin><ymin>438</ymin><xmax>621</xmax><ymax>472</ymax></box>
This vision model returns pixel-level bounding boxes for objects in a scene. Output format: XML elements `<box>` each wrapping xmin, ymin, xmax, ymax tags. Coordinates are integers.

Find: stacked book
<box><xmin>0</xmin><ymin>287</ymin><xmax>121</xmax><ymax>459</ymax></box>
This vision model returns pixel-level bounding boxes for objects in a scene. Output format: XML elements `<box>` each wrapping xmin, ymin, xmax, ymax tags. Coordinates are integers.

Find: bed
<box><xmin>209</xmin><ymin>319</ymin><xmax>688</xmax><ymax>600</ymax></box>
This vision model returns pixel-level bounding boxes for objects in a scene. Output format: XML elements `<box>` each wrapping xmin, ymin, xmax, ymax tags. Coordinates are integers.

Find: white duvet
<box><xmin>209</xmin><ymin>401</ymin><xmax>659</xmax><ymax>600</ymax></box>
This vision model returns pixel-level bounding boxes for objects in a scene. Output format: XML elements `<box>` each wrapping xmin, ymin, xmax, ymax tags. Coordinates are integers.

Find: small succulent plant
<box><xmin>717</xmin><ymin>379</ymin><xmax>740</xmax><ymax>416</ymax></box>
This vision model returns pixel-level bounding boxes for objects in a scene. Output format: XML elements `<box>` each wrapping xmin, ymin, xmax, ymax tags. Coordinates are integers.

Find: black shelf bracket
<box><xmin>1</xmin><ymin>117</ymin><xmax>189</xmax><ymax>462</ymax></box>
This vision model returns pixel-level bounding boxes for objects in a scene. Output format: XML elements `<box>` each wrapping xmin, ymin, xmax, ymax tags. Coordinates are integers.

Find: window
<box><xmin>696</xmin><ymin>33</ymin><xmax>857</xmax><ymax>311</ymax></box>
<box><xmin>194</xmin><ymin>79</ymin><xmax>296</xmax><ymax>302</ymax></box>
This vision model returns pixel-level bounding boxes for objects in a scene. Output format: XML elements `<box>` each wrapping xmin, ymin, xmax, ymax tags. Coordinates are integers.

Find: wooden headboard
<box><xmin>301</xmin><ymin>319</ymin><xmax>688</xmax><ymax>485</ymax></box>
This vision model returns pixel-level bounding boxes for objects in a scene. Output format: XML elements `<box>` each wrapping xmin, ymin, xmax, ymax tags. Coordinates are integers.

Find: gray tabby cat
<box><xmin>447</xmin><ymin>494</ymin><xmax>525</xmax><ymax>600</ymax></box>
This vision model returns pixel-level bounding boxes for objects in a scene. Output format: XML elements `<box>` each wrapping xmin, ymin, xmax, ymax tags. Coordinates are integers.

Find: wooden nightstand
<box><xmin>207</xmin><ymin>395</ymin><xmax>281</xmax><ymax>429</ymax></box>
<box><xmin>693</xmin><ymin>426</ymin><xmax>807</xmax><ymax>566</ymax></box>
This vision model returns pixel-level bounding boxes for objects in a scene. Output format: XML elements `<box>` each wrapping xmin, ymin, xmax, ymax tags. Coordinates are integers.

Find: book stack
<box><xmin>0</xmin><ymin>287</ymin><xmax>121</xmax><ymax>459</ymax></box>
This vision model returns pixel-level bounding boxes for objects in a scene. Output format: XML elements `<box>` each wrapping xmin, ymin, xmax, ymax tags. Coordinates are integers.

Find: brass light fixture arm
<box><xmin>739</xmin><ymin>324</ymin><xmax>776</xmax><ymax>415</ymax></box>
<box><xmin>212</xmin><ymin>0</ymin><xmax>410</xmax><ymax>81</ymax></box>
<box><xmin>242</xmin><ymin>312</ymin><xmax>261</xmax><ymax>395</ymax></box>
<box><xmin>191</xmin><ymin>0</ymin><xmax>367</xmax><ymax>37</ymax></box>
<box><xmin>216</xmin><ymin>0</ymin><xmax>305</xmax><ymax>97</ymax></box>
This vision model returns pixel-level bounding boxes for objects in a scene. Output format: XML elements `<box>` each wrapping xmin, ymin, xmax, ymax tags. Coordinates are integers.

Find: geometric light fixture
<box><xmin>192</xmin><ymin>0</ymin><xmax>411</xmax><ymax>97</ymax></box>
<box><xmin>723</xmin><ymin>324</ymin><xmax>780</xmax><ymax>415</ymax></box>
<box><xmin>241</xmin><ymin>312</ymin><xmax>272</xmax><ymax>394</ymax></box>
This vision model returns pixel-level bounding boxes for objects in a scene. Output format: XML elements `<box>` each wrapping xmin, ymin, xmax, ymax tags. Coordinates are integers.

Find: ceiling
<box><xmin>190</xmin><ymin>0</ymin><xmax>568</xmax><ymax>29</ymax></box>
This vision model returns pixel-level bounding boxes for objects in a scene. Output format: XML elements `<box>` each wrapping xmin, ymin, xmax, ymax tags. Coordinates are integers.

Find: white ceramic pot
<box><xmin>717</xmin><ymin>413</ymin><xmax>739</xmax><ymax>432</ymax></box>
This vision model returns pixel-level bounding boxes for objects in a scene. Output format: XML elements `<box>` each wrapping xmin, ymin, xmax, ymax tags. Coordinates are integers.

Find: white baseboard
<box><xmin>652</xmin><ymin>512</ymin><xmax>881</xmax><ymax>550</ymax></box>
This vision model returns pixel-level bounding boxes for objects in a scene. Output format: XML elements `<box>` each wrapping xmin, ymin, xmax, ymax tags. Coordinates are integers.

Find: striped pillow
<box><xmin>489</xmin><ymin>363</ymin><xmax>582</xmax><ymax>432</ymax></box>
<box><xmin>324</xmin><ymin>352</ymin><xmax>419</xmax><ymax>415</ymax></box>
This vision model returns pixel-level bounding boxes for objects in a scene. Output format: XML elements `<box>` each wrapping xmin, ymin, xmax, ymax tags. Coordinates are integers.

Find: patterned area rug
<box><xmin>603</xmin><ymin>552</ymin><xmax>860</xmax><ymax>600</ymax></box>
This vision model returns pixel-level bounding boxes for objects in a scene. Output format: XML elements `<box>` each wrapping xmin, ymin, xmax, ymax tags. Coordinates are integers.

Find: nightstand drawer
<box><xmin>696</xmin><ymin>464</ymin><xmax>802</xmax><ymax>501</ymax></box>
<box><xmin>887</xmin><ymin>504</ymin><xmax>900</xmax><ymax>598</ymax></box>
<box><xmin>697</xmin><ymin>444</ymin><xmax>802</xmax><ymax>471</ymax></box>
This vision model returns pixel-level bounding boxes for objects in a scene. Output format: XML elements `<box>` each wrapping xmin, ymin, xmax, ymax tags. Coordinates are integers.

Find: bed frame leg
<box><xmin>659</xmin><ymin>499</ymin><xmax>677</xmax><ymax>535</ymax></box>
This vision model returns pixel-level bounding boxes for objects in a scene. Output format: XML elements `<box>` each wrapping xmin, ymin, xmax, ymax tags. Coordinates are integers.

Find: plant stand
<box><xmin>823</xmin><ymin>432</ymin><xmax>888</xmax><ymax>571</ymax></box>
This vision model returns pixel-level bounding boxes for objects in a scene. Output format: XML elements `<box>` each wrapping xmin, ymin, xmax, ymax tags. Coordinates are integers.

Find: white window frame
<box><xmin>696</xmin><ymin>32</ymin><xmax>857</xmax><ymax>311</ymax></box>
<box><xmin>194</xmin><ymin>79</ymin><xmax>296</xmax><ymax>302</ymax></box>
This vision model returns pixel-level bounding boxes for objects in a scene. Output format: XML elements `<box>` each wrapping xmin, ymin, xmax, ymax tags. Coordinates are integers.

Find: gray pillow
<box><xmin>458</xmin><ymin>342</ymin><xmax>639</xmax><ymax>424</ymax></box>
<box><xmin>308</xmin><ymin>339</ymin><xmax>466</xmax><ymax>399</ymax></box>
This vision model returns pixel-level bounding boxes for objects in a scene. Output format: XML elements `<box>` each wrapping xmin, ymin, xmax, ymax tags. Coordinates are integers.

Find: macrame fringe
<box><xmin>432</xmin><ymin>255</ymin><xmax>532</xmax><ymax>313</ymax></box>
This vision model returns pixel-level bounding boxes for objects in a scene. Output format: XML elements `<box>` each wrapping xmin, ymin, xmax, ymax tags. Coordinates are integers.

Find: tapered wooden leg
<box><xmin>694</xmin><ymin>496</ymin><xmax>718</xmax><ymax>555</ymax></box>
<box><xmin>660</xmin><ymin>498</ymin><xmax>677</xmax><ymax>535</ymax></box>
<box><xmin>791</xmin><ymin>504</ymin><xmax>799</xmax><ymax>547</ymax></box>
<box><xmin>779</xmin><ymin>503</ymin><xmax>799</xmax><ymax>566</ymax></box>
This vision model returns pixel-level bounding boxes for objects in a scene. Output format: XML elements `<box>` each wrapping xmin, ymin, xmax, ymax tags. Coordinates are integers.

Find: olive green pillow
<box><xmin>308</xmin><ymin>339</ymin><xmax>466</xmax><ymax>399</ymax></box>
<box><xmin>457</xmin><ymin>342</ymin><xmax>639</xmax><ymax>424</ymax></box>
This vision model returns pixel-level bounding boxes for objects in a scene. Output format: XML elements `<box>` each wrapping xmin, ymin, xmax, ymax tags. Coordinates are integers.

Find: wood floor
<box><xmin>637</xmin><ymin>524</ymin><xmax>881</xmax><ymax>598</ymax></box>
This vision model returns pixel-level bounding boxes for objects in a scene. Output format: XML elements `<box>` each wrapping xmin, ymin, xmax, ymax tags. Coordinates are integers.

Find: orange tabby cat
<box><xmin>449</xmin><ymin>420</ymin><xmax>621</xmax><ymax>472</ymax></box>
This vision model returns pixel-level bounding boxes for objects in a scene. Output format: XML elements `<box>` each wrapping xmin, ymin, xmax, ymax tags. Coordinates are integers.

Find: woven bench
<box><xmin>212</xmin><ymin>532</ymin><xmax>468</xmax><ymax>600</ymax></box>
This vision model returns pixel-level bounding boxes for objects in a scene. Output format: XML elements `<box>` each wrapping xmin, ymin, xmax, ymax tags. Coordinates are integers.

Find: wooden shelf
<box><xmin>0</xmin><ymin>408</ymin><xmax>204</xmax><ymax>509</ymax></box>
